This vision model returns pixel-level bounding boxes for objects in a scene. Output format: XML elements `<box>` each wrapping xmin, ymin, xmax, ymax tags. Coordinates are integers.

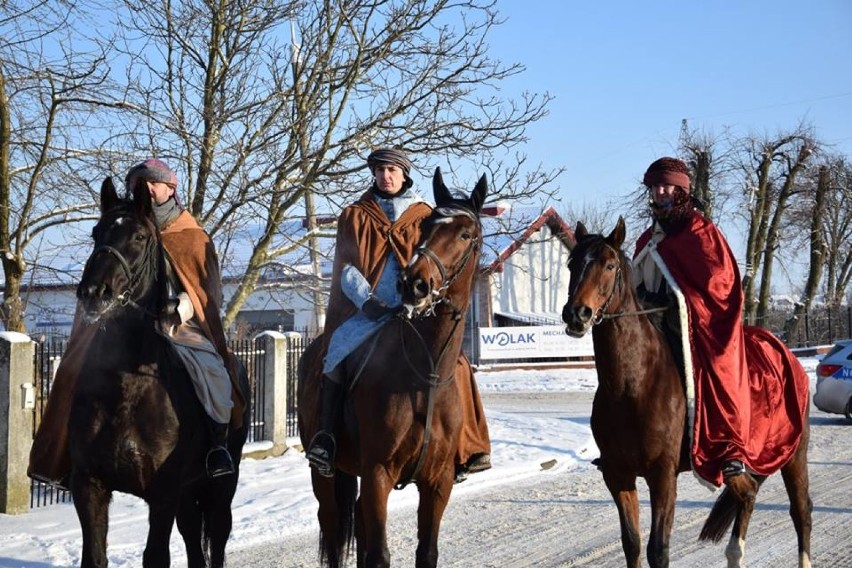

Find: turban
<box><xmin>643</xmin><ymin>157</ymin><xmax>691</xmax><ymax>192</ymax></box>
<box><xmin>126</xmin><ymin>159</ymin><xmax>178</xmax><ymax>188</ymax></box>
<box><xmin>367</xmin><ymin>147</ymin><xmax>414</xmax><ymax>191</ymax></box>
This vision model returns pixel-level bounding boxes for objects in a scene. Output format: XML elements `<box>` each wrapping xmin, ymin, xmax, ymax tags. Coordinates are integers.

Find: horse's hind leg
<box><xmin>781</xmin><ymin>433</ymin><xmax>813</xmax><ymax>568</ymax></box>
<box><xmin>72</xmin><ymin>478</ymin><xmax>111</xmax><ymax>568</ymax></box>
<box><xmin>414</xmin><ymin>469</ymin><xmax>455</xmax><ymax>568</ymax></box>
<box><xmin>602</xmin><ymin>469</ymin><xmax>642</xmax><ymax>568</ymax></box>
<box><xmin>724</xmin><ymin>475</ymin><xmax>763</xmax><ymax>568</ymax></box>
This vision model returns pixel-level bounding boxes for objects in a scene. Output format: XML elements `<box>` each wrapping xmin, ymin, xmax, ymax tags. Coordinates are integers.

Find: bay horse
<box><xmin>298</xmin><ymin>168</ymin><xmax>487</xmax><ymax>568</ymax></box>
<box><xmin>68</xmin><ymin>178</ymin><xmax>249</xmax><ymax>567</ymax></box>
<box><xmin>560</xmin><ymin>218</ymin><xmax>812</xmax><ymax>568</ymax></box>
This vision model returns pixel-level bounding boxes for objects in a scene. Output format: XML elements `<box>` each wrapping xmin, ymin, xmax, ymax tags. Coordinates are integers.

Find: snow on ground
<box><xmin>0</xmin><ymin>359</ymin><xmax>820</xmax><ymax>568</ymax></box>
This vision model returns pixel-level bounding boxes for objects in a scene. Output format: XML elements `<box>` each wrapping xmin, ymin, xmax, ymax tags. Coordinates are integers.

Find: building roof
<box><xmin>481</xmin><ymin>206</ymin><xmax>575</xmax><ymax>274</ymax></box>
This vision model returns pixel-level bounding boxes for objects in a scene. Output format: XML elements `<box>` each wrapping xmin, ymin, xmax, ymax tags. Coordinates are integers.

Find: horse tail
<box><xmin>318</xmin><ymin>471</ymin><xmax>358</xmax><ymax>568</ymax></box>
<box><xmin>698</xmin><ymin>487</ymin><xmax>740</xmax><ymax>542</ymax></box>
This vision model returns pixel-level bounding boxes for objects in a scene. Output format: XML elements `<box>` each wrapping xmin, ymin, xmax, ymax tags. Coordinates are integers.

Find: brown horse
<box><xmin>298</xmin><ymin>168</ymin><xmax>487</xmax><ymax>568</ymax></box>
<box><xmin>561</xmin><ymin>218</ymin><xmax>812</xmax><ymax>568</ymax></box>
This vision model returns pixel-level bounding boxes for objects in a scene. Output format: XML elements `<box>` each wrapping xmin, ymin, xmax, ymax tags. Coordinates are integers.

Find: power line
<box><xmin>685</xmin><ymin>92</ymin><xmax>852</xmax><ymax>121</ymax></box>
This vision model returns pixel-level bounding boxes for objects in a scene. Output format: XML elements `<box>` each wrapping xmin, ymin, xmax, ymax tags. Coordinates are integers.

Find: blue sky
<box><xmin>487</xmin><ymin>0</ymin><xmax>852</xmax><ymax>214</ymax></box>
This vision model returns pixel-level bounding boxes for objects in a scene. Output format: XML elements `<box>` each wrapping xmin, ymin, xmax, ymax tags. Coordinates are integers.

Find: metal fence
<box><xmin>30</xmin><ymin>339</ymin><xmax>72</xmax><ymax>508</ymax></box>
<box><xmin>28</xmin><ymin>335</ymin><xmax>277</xmax><ymax>509</ymax></box>
<box><xmin>760</xmin><ymin>306</ymin><xmax>852</xmax><ymax>347</ymax></box>
<box><xmin>228</xmin><ymin>338</ymin><xmax>267</xmax><ymax>443</ymax></box>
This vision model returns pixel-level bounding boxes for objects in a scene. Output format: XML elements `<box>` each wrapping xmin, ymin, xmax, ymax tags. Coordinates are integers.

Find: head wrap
<box><xmin>367</xmin><ymin>147</ymin><xmax>414</xmax><ymax>191</ymax></box>
<box><xmin>643</xmin><ymin>157</ymin><xmax>691</xmax><ymax>192</ymax></box>
<box><xmin>125</xmin><ymin>159</ymin><xmax>178</xmax><ymax>189</ymax></box>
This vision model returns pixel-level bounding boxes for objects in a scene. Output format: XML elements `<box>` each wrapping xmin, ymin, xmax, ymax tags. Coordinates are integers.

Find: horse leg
<box><xmin>723</xmin><ymin>475</ymin><xmax>763</xmax><ymax>568</ymax></box>
<box><xmin>602</xmin><ymin>469</ymin><xmax>642</xmax><ymax>568</ymax></box>
<box><xmin>780</xmin><ymin>435</ymin><xmax>813</xmax><ymax>568</ymax></box>
<box><xmin>355</xmin><ymin>496</ymin><xmax>366</xmax><ymax>568</ymax></box>
<box><xmin>176</xmin><ymin>491</ymin><xmax>205</xmax><ymax>568</ymax></box>
<box><xmin>313</xmin><ymin>471</ymin><xmax>357</xmax><ymax>568</ymax></box>
<box><xmin>143</xmin><ymin>500</ymin><xmax>178</xmax><ymax>567</ymax></box>
<box><xmin>359</xmin><ymin>466</ymin><xmax>394</xmax><ymax>568</ymax></box>
<box><xmin>414</xmin><ymin>468</ymin><xmax>455</xmax><ymax>568</ymax></box>
<box><xmin>72</xmin><ymin>478</ymin><xmax>111</xmax><ymax>568</ymax></box>
<box><xmin>203</xmin><ymin>480</ymin><xmax>237</xmax><ymax>568</ymax></box>
<box><xmin>644</xmin><ymin>468</ymin><xmax>678</xmax><ymax>568</ymax></box>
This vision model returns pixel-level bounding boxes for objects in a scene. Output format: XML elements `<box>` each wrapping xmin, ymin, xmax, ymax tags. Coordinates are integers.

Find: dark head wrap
<box><xmin>643</xmin><ymin>157</ymin><xmax>691</xmax><ymax>192</ymax></box>
<box><xmin>367</xmin><ymin>148</ymin><xmax>414</xmax><ymax>194</ymax></box>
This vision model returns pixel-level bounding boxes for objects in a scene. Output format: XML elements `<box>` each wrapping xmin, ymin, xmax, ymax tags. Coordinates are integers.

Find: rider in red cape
<box><xmin>632</xmin><ymin>157</ymin><xmax>810</xmax><ymax>490</ymax></box>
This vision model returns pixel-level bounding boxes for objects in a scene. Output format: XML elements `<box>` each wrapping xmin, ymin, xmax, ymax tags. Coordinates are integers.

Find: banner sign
<box><xmin>478</xmin><ymin>325</ymin><xmax>594</xmax><ymax>360</ymax></box>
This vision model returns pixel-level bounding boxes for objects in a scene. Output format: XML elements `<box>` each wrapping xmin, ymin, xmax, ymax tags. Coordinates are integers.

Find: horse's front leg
<box><xmin>72</xmin><ymin>475</ymin><xmax>111</xmax><ymax>568</ymax></box>
<box><xmin>645</xmin><ymin>467</ymin><xmax>678</xmax><ymax>568</ymax></box>
<box><xmin>414</xmin><ymin>465</ymin><xmax>455</xmax><ymax>568</ymax></box>
<box><xmin>359</xmin><ymin>465</ymin><xmax>394</xmax><ymax>568</ymax></box>
<box><xmin>143</xmin><ymin>498</ymin><xmax>179</xmax><ymax>567</ymax></box>
<box><xmin>601</xmin><ymin>468</ymin><xmax>642</xmax><ymax>568</ymax></box>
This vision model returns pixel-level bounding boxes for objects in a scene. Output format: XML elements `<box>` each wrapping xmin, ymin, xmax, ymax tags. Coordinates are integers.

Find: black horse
<box><xmin>67</xmin><ymin>177</ymin><xmax>249</xmax><ymax>568</ymax></box>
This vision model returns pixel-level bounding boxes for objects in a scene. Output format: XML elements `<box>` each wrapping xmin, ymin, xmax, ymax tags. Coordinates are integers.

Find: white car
<box><xmin>814</xmin><ymin>339</ymin><xmax>852</xmax><ymax>420</ymax></box>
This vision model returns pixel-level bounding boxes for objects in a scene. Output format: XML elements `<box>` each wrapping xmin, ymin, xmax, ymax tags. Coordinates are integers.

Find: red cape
<box><xmin>634</xmin><ymin>212</ymin><xmax>809</xmax><ymax>486</ymax></box>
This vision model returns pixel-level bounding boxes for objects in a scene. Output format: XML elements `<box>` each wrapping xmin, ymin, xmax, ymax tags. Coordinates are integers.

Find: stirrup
<box><xmin>307</xmin><ymin>431</ymin><xmax>336</xmax><ymax>478</ymax></box>
<box><xmin>206</xmin><ymin>446</ymin><xmax>235</xmax><ymax>478</ymax></box>
<box><xmin>721</xmin><ymin>459</ymin><xmax>746</xmax><ymax>478</ymax></box>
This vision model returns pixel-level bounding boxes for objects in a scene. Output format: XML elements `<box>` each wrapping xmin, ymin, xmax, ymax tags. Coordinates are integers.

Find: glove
<box><xmin>160</xmin><ymin>298</ymin><xmax>182</xmax><ymax>328</ymax></box>
<box><xmin>362</xmin><ymin>296</ymin><xmax>395</xmax><ymax>321</ymax></box>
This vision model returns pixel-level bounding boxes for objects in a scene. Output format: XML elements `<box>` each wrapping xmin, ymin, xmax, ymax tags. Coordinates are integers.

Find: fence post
<box><xmin>0</xmin><ymin>332</ymin><xmax>36</xmax><ymax>514</ymax></box>
<box><xmin>256</xmin><ymin>331</ymin><xmax>291</xmax><ymax>456</ymax></box>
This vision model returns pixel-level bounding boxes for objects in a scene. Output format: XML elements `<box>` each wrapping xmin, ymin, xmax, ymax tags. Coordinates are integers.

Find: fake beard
<box><xmin>650</xmin><ymin>187</ymin><xmax>694</xmax><ymax>233</ymax></box>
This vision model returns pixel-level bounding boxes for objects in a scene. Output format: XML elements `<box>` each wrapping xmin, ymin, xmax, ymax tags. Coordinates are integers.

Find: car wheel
<box><xmin>846</xmin><ymin>397</ymin><xmax>852</xmax><ymax>421</ymax></box>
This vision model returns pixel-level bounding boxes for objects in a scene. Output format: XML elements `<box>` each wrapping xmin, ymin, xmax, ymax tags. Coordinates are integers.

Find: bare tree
<box><xmin>113</xmin><ymin>0</ymin><xmax>561</xmax><ymax>329</ymax></box>
<box><xmin>736</xmin><ymin>125</ymin><xmax>819</xmax><ymax>325</ymax></box>
<box><xmin>0</xmin><ymin>1</ymin><xmax>126</xmax><ymax>331</ymax></box>
<box><xmin>819</xmin><ymin>157</ymin><xmax>852</xmax><ymax>305</ymax></box>
<box><xmin>783</xmin><ymin>164</ymin><xmax>830</xmax><ymax>339</ymax></box>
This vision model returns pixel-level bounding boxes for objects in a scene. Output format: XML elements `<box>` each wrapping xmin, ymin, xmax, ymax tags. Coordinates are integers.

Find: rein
<box><xmin>393</xmin><ymin>313</ymin><xmax>463</xmax><ymax>491</ymax></box>
<box><xmin>378</xmin><ymin>208</ymin><xmax>480</xmax><ymax>490</ymax></box>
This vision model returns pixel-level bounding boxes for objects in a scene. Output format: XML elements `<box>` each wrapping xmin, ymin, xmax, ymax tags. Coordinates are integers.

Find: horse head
<box><xmin>77</xmin><ymin>177</ymin><xmax>161</xmax><ymax>323</ymax></box>
<box><xmin>400</xmin><ymin>167</ymin><xmax>487</xmax><ymax>317</ymax></box>
<box><xmin>562</xmin><ymin>216</ymin><xmax>629</xmax><ymax>337</ymax></box>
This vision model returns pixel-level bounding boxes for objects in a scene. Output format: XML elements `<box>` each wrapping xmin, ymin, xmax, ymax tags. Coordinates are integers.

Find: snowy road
<box><xmin>223</xmin><ymin>392</ymin><xmax>852</xmax><ymax>567</ymax></box>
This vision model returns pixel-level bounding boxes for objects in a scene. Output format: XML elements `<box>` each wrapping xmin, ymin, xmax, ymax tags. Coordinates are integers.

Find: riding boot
<box><xmin>307</xmin><ymin>376</ymin><xmax>345</xmax><ymax>477</ymax></box>
<box><xmin>206</xmin><ymin>420</ymin><xmax>235</xmax><ymax>478</ymax></box>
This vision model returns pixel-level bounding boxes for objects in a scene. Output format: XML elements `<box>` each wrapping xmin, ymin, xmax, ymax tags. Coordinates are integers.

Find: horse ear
<box><xmin>575</xmin><ymin>221</ymin><xmax>588</xmax><ymax>241</ymax></box>
<box><xmin>469</xmin><ymin>174</ymin><xmax>488</xmax><ymax>214</ymax></box>
<box><xmin>608</xmin><ymin>216</ymin><xmax>626</xmax><ymax>248</ymax></box>
<box><xmin>433</xmin><ymin>167</ymin><xmax>453</xmax><ymax>206</ymax></box>
<box><xmin>101</xmin><ymin>177</ymin><xmax>119</xmax><ymax>213</ymax></box>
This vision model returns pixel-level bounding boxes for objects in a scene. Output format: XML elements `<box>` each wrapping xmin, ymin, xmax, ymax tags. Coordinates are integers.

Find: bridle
<box><xmin>569</xmin><ymin>239</ymin><xmax>666</xmax><ymax>325</ymax></box>
<box><xmin>410</xmin><ymin>207</ymin><xmax>481</xmax><ymax>318</ymax></box>
<box><xmin>82</xmin><ymin>216</ymin><xmax>158</xmax><ymax>317</ymax></box>
<box><xmin>383</xmin><ymin>206</ymin><xmax>482</xmax><ymax>490</ymax></box>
